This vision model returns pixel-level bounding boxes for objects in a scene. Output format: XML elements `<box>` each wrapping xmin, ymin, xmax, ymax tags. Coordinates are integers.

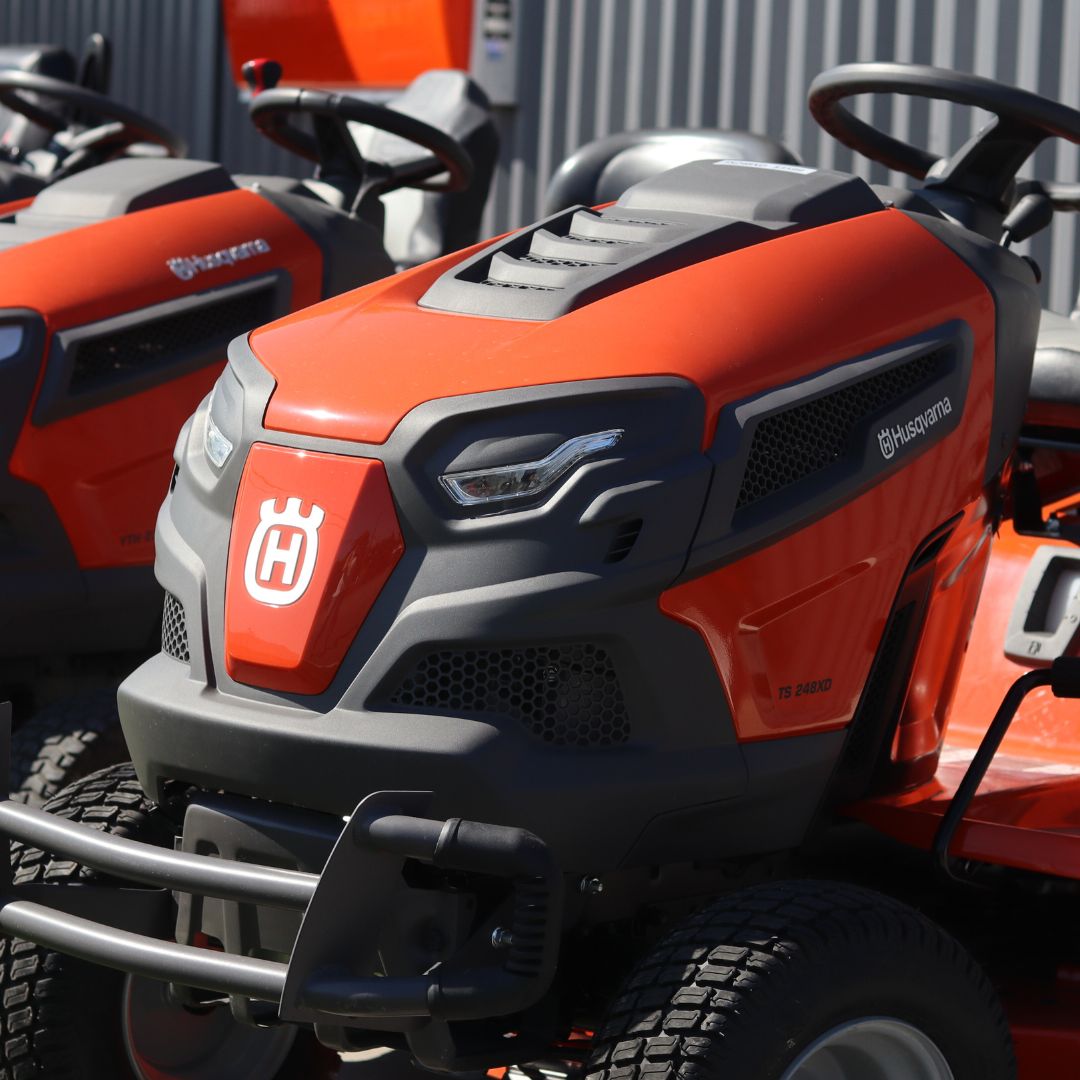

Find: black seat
<box><xmin>1027</xmin><ymin>310</ymin><xmax>1080</xmax><ymax>429</ymax></box>
<box><xmin>365</xmin><ymin>69</ymin><xmax>498</xmax><ymax>265</ymax></box>
<box><xmin>238</xmin><ymin>70</ymin><xmax>499</xmax><ymax>268</ymax></box>
<box><xmin>545</xmin><ymin>128</ymin><xmax>801</xmax><ymax>213</ymax></box>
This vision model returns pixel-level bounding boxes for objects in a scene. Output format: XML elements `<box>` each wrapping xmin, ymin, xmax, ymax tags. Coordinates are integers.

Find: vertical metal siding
<box><xmin>1</xmin><ymin>1</ymin><xmax>1079</xmax><ymax>309</ymax></box>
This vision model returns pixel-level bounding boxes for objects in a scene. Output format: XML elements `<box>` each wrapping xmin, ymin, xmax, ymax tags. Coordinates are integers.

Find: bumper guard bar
<box><xmin>0</xmin><ymin>704</ymin><xmax>564</xmax><ymax>1025</ymax></box>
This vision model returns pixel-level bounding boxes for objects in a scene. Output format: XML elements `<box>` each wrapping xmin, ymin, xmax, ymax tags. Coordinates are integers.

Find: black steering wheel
<box><xmin>0</xmin><ymin>69</ymin><xmax>186</xmax><ymax>164</ymax></box>
<box><xmin>249</xmin><ymin>88</ymin><xmax>473</xmax><ymax>195</ymax></box>
<box><xmin>808</xmin><ymin>63</ymin><xmax>1080</xmax><ymax>209</ymax></box>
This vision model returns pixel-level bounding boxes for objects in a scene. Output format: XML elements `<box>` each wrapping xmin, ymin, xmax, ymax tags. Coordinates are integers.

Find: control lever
<box><xmin>241</xmin><ymin>58</ymin><xmax>283</xmax><ymax>96</ymax></box>
<box><xmin>1001</xmin><ymin>191</ymin><xmax>1054</xmax><ymax>247</ymax></box>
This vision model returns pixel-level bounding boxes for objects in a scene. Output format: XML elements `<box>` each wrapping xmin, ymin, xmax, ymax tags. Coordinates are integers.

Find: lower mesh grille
<box><xmin>385</xmin><ymin>643</ymin><xmax>631</xmax><ymax>747</ymax></box>
<box><xmin>161</xmin><ymin>592</ymin><xmax>190</xmax><ymax>663</ymax></box>
<box><xmin>736</xmin><ymin>348</ymin><xmax>946</xmax><ymax>509</ymax></box>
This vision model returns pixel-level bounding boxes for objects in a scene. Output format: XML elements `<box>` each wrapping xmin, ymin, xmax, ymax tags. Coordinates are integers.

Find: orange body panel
<box><xmin>224</xmin><ymin>445</ymin><xmax>404</xmax><ymax>694</ymax></box>
<box><xmin>0</xmin><ymin>197</ymin><xmax>34</xmax><ymax>216</ymax></box>
<box><xmin>251</xmin><ymin>209</ymin><xmax>996</xmax><ymax>451</ymax></box>
<box><xmin>6</xmin><ymin>189</ymin><xmax>323</xmax><ymax>568</ymax></box>
<box><xmin>849</xmin><ymin>506</ymin><xmax>1080</xmax><ymax>882</ymax></box>
<box><xmin>224</xmin><ymin>0</ymin><xmax>472</xmax><ymax>90</ymax></box>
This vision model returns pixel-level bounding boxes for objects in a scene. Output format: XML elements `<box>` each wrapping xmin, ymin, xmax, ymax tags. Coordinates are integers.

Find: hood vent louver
<box><xmin>419</xmin><ymin>161</ymin><xmax>883</xmax><ymax>321</ymax></box>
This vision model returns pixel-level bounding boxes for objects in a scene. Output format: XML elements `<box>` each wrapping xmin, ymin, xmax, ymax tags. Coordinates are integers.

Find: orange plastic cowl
<box><xmin>224</xmin><ymin>444</ymin><xmax>404</xmax><ymax>694</ymax></box>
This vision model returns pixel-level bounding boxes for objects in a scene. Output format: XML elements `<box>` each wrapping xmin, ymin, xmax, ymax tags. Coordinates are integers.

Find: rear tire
<box><xmin>585</xmin><ymin>880</ymin><xmax>1014</xmax><ymax>1080</ymax></box>
<box><xmin>0</xmin><ymin>763</ymin><xmax>339</xmax><ymax>1079</ymax></box>
<box><xmin>9</xmin><ymin>689</ymin><xmax>127</xmax><ymax>806</ymax></box>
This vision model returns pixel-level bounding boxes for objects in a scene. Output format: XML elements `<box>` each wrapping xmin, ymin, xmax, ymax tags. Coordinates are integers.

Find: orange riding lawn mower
<box><xmin>7</xmin><ymin>56</ymin><xmax>1080</xmax><ymax>1080</ymax></box>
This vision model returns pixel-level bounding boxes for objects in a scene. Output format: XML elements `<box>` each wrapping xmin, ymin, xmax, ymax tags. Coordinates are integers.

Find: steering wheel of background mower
<box><xmin>808</xmin><ymin>63</ymin><xmax>1080</xmax><ymax>208</ymax></box>
<box><xmin>249</xmin><ymin>88</ymin><xmax>473</xmax><ymax>195</ymax></box>
<box><xmin>0</xmin><ymin>69</ymin><xmax>186</xmax><ymax>162</ymax></box>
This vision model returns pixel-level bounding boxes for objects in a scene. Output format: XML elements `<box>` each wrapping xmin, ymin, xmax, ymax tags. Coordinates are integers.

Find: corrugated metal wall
<box><xmin>3</xmin><ymin>0</ymin><xmax>1080</xmax><ymax>311</ymax></box>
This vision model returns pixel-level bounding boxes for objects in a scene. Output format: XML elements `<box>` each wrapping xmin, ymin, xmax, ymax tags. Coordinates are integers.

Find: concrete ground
<box><xmin>339</xmin><ymin>1047</ymin><xmax>456</xmax><ymax>1079</ymax></box>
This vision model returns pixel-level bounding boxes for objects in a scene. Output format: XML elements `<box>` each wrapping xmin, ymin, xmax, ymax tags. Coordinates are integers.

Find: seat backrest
<box><xmin>0</xmin><ymin>45</ymin><xmax>77</xmax><ymax>156</ymax></box>
<box><xmin>1027</xmin><ymin>310</ymin><xmax>1080</xmax><ymax>430</ymax></box>
<box><xmin>545</xmin><ymin>128</ymin><xmax>801</xmax><ymax>214</ymax></box>
<box><xmin>352</xmin><ymin>69</ymin><xmax>499</xmax><ymax>267</ymax></box>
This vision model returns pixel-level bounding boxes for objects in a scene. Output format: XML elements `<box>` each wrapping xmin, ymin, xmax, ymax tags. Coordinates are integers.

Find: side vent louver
<box><xmin>419</xmin><ymin>202</ymin><xmax>784</xmax><ymax>321</ymax></box>
<box><xmin>605</xmin><ymin>519</ymin><xmax>643</xmax><ymax>563</ymax></box>
<box><xmin>736</xmin><ymin>348</ymin><xmax>947</xmax><ymax>509</ymax></box>
<box><xmin>69</xmin><ymin>284</ymin><xmax>278</xmax><ymax>395</ymax></box>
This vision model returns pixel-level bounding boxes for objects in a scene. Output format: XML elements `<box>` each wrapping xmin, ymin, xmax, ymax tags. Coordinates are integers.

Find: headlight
<box><xmin>205</xmin><ymin>413</ymin><xmax>234</xmax><ymax>468</ymax></box>
<box><xmin>0</xmin><ymin>324</ymin><xmax>23</xmax><ymax>362</ymax></box>
<box><xmin>203</xmin><ymin>386</ymin><xmax>234</xmax><ymax>468</ymax></box>
<box><xmin>439</xmin><ymin>429</ymin><xmax>624</xmax><ymax>507</ymax></box>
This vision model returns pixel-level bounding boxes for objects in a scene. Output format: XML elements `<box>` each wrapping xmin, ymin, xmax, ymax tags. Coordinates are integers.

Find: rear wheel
<box><xmin>9</xmin><ymin>689</ymin><xmax>128</xmax><ymax>806</ymax></box>
<box><xmin>0</xmin><ymin>763</ymin><xmax>338</xmax><ymax>1079</ymax></box>
<box><xmin>585</xmin><ymin>880</ymin><xmax>1014</xmax><ymax>1080</ymax></box>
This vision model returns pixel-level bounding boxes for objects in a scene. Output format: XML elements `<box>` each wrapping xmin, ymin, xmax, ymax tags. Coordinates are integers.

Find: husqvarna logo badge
<box><xmin>877</xmin><ymin>397</ymin><xmax>952</xmax><ymax>460</ymax></box>
<box><xmin>244</xmin><ymin>497</ymin><xmax>325</xmax><ymax>606</ymax></box>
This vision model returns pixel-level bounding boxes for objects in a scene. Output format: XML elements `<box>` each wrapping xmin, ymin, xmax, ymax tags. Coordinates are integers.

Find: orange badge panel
<box><xmin>224</xmin><ymin>444</ymin><xmax>404</xmax><ymax>694</ymax></box>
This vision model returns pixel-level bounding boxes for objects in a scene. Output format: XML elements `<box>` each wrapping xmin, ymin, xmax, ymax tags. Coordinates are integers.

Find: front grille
<box><xmin>736</xmin><ymin>348</ymin><xmax>946</xmax><ymax>509</ymax></box>
<box><xmin>69</xmin><ymin>285</ymin><xmax>278</xmax><ymax>395</ymax></box>
<box><xmin>161</xmin><ymin>592</ymin><xmax>190</xmax><ymax>663</ymax></box>
<box><xmin>386</xmin><ymin>643</ymin><xmax>631</xmax><ymax>747</ymax></box>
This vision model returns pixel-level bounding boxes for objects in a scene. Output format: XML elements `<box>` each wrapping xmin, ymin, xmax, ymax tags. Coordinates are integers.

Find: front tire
<box><xmin>585</xmin><ymin>880</ymin><xmax>1014</xmax><ymax>1080</ymax></box>
<box><xmin>9</xmin><ymin>689</ymin><xmax>127</xmax><ymax>806</ymax></box>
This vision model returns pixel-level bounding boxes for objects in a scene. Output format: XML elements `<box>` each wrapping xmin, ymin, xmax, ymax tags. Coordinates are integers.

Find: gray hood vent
<box><xmin>419</xmin><ymin>161</ymin><xmax>883</xmax><ymax>322</ymax></box>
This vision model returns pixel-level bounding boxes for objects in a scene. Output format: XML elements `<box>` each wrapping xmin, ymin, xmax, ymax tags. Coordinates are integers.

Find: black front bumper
<box><xmin>0</xmin><ymin>703</ymin><xmax>563</xmax><ymax>1063</ymax></box>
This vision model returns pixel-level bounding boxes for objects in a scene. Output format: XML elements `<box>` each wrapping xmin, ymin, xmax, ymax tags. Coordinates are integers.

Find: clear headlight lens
<box><xmin>204</xmin><ymin>409</ymin><xmax>234</xmax><ymax>468</ymax></box>
<box><xmin>440</xmin><ymin>429</ymin><xmax>624</xmax><ymax>507</ymax></box>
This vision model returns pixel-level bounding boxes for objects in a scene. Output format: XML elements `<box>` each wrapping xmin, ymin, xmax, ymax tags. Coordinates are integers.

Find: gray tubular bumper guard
<box><xmin>0</xmin><ymin>704</ymin><xmax>563</xmax><ymax>1024</ymax></box>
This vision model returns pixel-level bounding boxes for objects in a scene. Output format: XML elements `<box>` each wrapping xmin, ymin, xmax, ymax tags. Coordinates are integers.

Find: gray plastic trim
<box><xmin>420</xmin><ymin>161</ymin><xmax>882</xmax><ymax>321</ymax></box>
<box><xmin>1004</xmin><ymin>544</ymin><xmax>1080</xmax><ymax>665</ymax></box>
<box><xmin>32</xmin><ymin>272</ymin><xmax>290</xmax><ymax>425</ymax></box>
<box><xmin>15</xmin><ymin>158</ymin><xmax>234</xmax><ymax>228</ymax></box>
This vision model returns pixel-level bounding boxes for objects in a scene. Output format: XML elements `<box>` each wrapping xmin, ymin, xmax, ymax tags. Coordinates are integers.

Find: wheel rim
<box><xmin>122</xmin><ymin>974</ymin><xmax>297</xmax><ymax>1080</ymax></box>
<box><xmin>781</xmin><ymin>1017</ymin><xmax>954</xmax><ymax>1080</ymax></box>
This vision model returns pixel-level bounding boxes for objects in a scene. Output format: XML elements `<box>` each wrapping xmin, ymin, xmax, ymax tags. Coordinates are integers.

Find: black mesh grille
<box><xmin>386</xmin><ymin>644</ymin><xmax>630</xmax><ymax>747</ymax></box>
<box><xmin>161</xmin><ymin>592</ymin><xmax>189</xmax><ymax>664</ymax></box>
<box><xmin>481</xmin><ymin>279</ymin><xmax>558</xmax><ymax>291</ymax></box>
<box><xmin>69</xmin><ymin>285</ymin><xmax>278</xmax><ymax>395</ymax></box>
<box><xmin>735</xmin><ymin>349</ymin><xmax>946</xmax><ymax>509</ymax></box>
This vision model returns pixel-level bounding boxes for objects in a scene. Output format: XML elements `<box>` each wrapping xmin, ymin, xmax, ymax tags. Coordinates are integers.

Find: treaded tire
<box><xmin>585</xmin><ymin>880</ymin><xmax>1014</xmax><ymax>1080</ymax></box>
<box><xmin>9</xmin><ymin>690</ymin><xmax>128</xmax><ymax>807</ymax></box>
<box><xmin>0</xmin><ymin>763</ymin><xmax>338</xmax><ymax>1079</ymax></box>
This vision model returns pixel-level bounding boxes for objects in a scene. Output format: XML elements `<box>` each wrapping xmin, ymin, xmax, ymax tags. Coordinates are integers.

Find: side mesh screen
<box><xmin>68</xmin><ymin>285</ymin><xmax>278</xmax><ymax>396</ymax></box>
<box><xmin>736</xmin><ymin>347</ymin><xmax>946</xmax><ymax>509</ymax></box>
<box><xmin>384</xmin><ymin>643</ymin><xmax>631</xmax><ymax>747</ymax></box>
<box><xmin>162</xmin><ymin>592</ymin><xmax>190</xmax><ymax>664</ymax></box>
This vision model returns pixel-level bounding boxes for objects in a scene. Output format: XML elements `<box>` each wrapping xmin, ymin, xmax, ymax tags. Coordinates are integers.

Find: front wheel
<box><xmin>585</xmin><ymin>880</ymin><xmax>1014</xmax><ymax>1080</ymax></box>
<box><xmin>0</xmin><ymin>763</ymin><xmax>339</xmax><ymax>1079</ymax></box>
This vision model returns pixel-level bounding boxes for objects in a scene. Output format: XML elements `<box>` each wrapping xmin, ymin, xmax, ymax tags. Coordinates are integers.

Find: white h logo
<box><xmin>244</xmin><ymin>497</ymin><xmax>325</xmax><ymax>606</ymax></box>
